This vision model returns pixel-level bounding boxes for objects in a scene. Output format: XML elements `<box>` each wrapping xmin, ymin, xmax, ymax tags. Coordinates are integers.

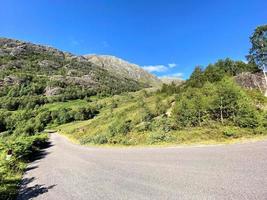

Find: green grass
<box><xmin>0</xmin><ymin>134</ymin><xmax>48</xmax><ymax>200</ymax></box>
<box><xmin>43</xmin><ymin>99</ymin><xmax>89</xmax><ymax>111</ymax></box>
<box><xmin>57</xmin><ymin>90</ymin><xmax>267</xmax><ymax>146</ymax></box>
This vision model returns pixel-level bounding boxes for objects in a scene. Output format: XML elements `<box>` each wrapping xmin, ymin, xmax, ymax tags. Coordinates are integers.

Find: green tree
<box><xmin>187</xmin><ymin>66</ymin><xmax>205</xmax><ymax>88</ymax></box>
<box><xmin>204</xmin><ymin>64</ymin><xmax>225</xmax><ymax>82</ymax></box>
<box><xmin>247</xmin><ymin>25</ymin><xmax>267</xmax><ymax>96</ymax></box>
<box><xmin>213</xmin><ymin>78</ymin><xmax>244</xmax><ymax>124</ymax></box>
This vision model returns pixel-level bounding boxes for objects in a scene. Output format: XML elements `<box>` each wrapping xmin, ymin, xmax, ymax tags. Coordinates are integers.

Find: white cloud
<box><xmin>142</xmin><ymin>65</ymin><xmax>168</xmax><ymax>72</ymax></box>
<box><xmin>168</xmin><ymin>63</ymin><xmax>177</xmax><ymax>68</ymax></box>
<box><xmin>159</xmin><ymin>72</ymin><xmax>183</xmax><ymax>79</ymax></box>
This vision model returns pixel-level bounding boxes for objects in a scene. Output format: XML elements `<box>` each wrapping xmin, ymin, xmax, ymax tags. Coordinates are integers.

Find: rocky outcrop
<box><xmin>3</xmin><ymin>75</ymin><xmax>23</xmax><ymax>85</ymax></box>
<box><xmin>235</xmin><ymin>72</ymin><xmax>267</xmax><ymax>94</ymax></box>
<box><xmin>44</xmin><ymin>86</ymin><xmax>63</xmax><ymax>96</ymax></box>
<box><xmin>38</xmin><ymin>60</ymin><xmax>60</xmax><ymax>69</ymax></box>
<box><xmin>235</xmin><ymin>72</ymin><xmax>266</xmax><ymax>90</ymax></box>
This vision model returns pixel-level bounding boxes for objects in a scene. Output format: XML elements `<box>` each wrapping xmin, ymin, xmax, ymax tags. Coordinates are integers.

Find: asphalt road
<box><xmin>18</xmin><ymin>134</ymin><xmax>267</xmax><ymax>200</ymax></box>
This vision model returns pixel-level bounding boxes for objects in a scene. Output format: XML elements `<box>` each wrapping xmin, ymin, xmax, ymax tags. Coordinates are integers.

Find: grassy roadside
<box><xmin>57</xmin><ymin>122</ymin><xmax>267</xmax><ymax>147</ymax></box>
<box><xmin>0</xmin><ymin>134</ymin><xmax>49</xmax><ymax>200</ymax></box>
<box><xmin>54</xmin><ymin>90</ymin><xmax>266</xmax><ymax>147</ymax></box>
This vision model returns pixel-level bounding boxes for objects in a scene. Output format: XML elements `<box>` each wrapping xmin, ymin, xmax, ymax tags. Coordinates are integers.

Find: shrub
<box><xmin>236</xmin><ymin>106</ymin><xmax>260</xmax><ymax>128</ymax></box>
<box><xmin>147</xmin><ymin>132</ymin><xmax>173</xmax><ymax>144</ymax></box>
<box><xmin>118</xmin><ymin>120</ymin><xmax>132</xmax><ymax>135</ymax></box>
<box><xmin>223</xmin><ymin>129</ymin><xmax>236</xmax><ymax>138</ymax></box>
<box><xmin>92</xmin><ymin>134</ymin><xmax>108</xmax><ymax>144</ymax></box>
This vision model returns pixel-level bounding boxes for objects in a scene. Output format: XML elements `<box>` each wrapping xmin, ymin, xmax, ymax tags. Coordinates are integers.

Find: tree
<box><xmin>172</xmin><ymin>86</ymin><xmax>212</xmax><ymax>127</ymax></box>
<box><xmin>248</xmin><ymin>25</ymin><xmax>267</xmax><ymax>96</ymax></box>
<box><xmin>204</xmin><ymin>64</ymin><xmax>225</xmax><ymax>82</ymax></box>
<box><xmin>187</xmin><ymin>66</ymin><xmax>205</xmax><ymax>88</ymax></box>
<box><xmin>213</xmin><ymin>78</ymin><xmax>244</xmax><ymax>123</ymax></box>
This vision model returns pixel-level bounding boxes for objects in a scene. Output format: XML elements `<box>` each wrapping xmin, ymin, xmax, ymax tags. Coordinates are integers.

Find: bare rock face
<box><xmin>235</xmin><ymin>72</ymin><xmax>267</xmax><ymax>94</ymax></box>
<box><xmin>44</xmin><ymin>86</ymin><xmax>63</xmax><ymax>96</ymax></box>
<box><xmin>84</xmin><ymin>55</ymin><xmax>161</xmax><ymax>87</ymax></box>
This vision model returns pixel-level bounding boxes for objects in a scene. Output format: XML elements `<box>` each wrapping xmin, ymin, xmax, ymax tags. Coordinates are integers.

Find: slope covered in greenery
<box><xmin>0</xmin><ymin>37</ymin><xmax>155</xmax><ymax>106</ymax></box>
<box><xmin>0</xmin><ymin>37</ymin><xmax>158</xmax><ymax>199</ymax></box>
<box><xmin>57</xmin><ymin>62</ymin><xmax>266</xmax><ymax>146</ymax></box>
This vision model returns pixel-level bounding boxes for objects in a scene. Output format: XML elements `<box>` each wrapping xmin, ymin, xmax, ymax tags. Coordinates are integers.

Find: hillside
<box><xmin>84</xmin><ymin>55</ymin><xmax>161</xmax><ymax>87</ymax></box>
<box><xmin>57</xmin><ymin>77</ymin><xmax>267</xmax><ymax>146</ymax></box>
<box><xmin>0</xmin><ymin>38</ymin><xmax>159</xmax><ymax>99</ymax></box>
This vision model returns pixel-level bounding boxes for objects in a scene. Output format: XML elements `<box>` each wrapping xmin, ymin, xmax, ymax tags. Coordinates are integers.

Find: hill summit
<box><xmin>84</xmin><ymin>55</ymin><xmax>160</xmax><ymax>87</ymax></box>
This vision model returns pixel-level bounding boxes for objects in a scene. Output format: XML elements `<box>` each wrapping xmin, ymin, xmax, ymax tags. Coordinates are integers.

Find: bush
<box><xmin>147</xmin><ymin>132</ymin><xmax>173</xmax><ymax>144</ymax></box>
<box><xmin>91</xmin><ymin>134</ymin><xmax>108</xmax><ymax>144</ymax></box>
<box><xmin>118</xmin><ymin>120</ymin><xmax>132</xmax><ymax>135</ymax></box>
<box><xmin>223</xmin><ymin>129</ymin><xmax>236</xmax><ymax>138</ymax></box>
<box><xmin>4</xmin><ymin>134</ymin><xmax>49</xmax><ymax>160</ymax></box>
<box><xmin>236</xmin><ymin>106</ymin><xmax>260</xmax><ymax>128</ymax></box>
<box><xmin>0</xmin><ymin>134</ymin><xmax>48</xmax><ymax>199</ymax></box>
<box><xmin>108</xmin><ymin>119</ymin><xmax>132</xmax><ymax>136</ymax></box>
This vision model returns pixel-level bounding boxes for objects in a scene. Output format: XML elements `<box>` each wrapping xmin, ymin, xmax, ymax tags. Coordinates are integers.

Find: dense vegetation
<box><xmin>58</xmin><ymin>62</ymin><xmax>266</xmax><ymax>146</ymax></box>
<box><xmin>0</xmin><ymin>25</ymin><xmax>266</xmax><ymax>199</ymax></box>
<box><xmin>0</xmin><ymin>102</ymin><xmax>99</xmax><ymax>199</ymax></box>
<box><xmin>0</xmin><ymin>38</ymin><xmax>145</xmax><ymax>199</ymax></box>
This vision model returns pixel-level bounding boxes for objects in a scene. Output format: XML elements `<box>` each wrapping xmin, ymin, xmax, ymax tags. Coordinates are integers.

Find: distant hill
<box><xmin>84</xmin><ymin>55</ymin><xmax>161</xmax><ymax>87</ymax></box>
<box><xmin>0</xmin><ymin>38</ymin><xmax>160</xmax><ymax>97</ymax></box>
<box><xmin>160</xmin><ymin>77</ymin><xmax>184</xmax><ymax>85</ymax></box>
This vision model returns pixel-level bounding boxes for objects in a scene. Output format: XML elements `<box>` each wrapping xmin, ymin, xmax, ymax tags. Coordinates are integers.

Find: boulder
<box><xmin>44</xmin><ymin>86</ymin><xmax>63</xmax><ymax>96</ymax></box>
<box><xmin>38</xmin><ymin>60</ymin><xmax>60</xmax><ymax>69</ymax></box>
<box><xmin>3</xmin><ymin>75</ymin><xmax>22</xmax><ymax>85</ymax></box>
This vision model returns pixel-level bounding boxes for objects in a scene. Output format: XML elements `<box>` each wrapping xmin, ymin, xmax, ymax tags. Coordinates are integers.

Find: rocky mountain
<box><xmin>0</xmin><ymin>38</ymin><xmax>161</xmax><ymax>98</ymax></box>
<box><xmin>84</xmin><ymin>55</ymin><xmax>161</xmax><ymax>87</ymax></box>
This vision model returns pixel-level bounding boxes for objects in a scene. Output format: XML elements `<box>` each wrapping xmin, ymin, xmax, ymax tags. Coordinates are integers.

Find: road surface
<box><xmin>18</xmin><ymin>134</ymin><xmax>267</xmax><ymax>200</ymax></box>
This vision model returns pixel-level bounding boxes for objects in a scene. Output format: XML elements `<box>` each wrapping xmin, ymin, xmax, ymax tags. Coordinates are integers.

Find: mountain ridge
<box><xmin>0</xmin><ymin>37</ymin><xmax>161</xmax><ymax>97</ymax></box>
<box><xmin>84</xmin><ymin>54</ymin><xmax>161</xmax><ymax>87</ymax></box>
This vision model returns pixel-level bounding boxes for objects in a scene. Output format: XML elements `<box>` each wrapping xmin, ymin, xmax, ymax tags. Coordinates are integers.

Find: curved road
<box><xmin>18</xmin><ymin>134</ymin><xmax>267</xmax><ymax>200</ymax></box>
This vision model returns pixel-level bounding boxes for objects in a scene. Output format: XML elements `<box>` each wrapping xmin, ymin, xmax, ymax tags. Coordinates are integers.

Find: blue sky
<box><xmin>0</xmin><ymin>0</ymin><xmax>266</xmax><ymax>79</ymax></box>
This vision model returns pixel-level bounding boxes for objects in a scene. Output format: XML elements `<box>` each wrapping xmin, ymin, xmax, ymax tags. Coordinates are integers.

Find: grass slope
<box><xmin>56</xmin><ymin>90</ymin><xmax>267</xmax><ymax>146</ymax></box>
